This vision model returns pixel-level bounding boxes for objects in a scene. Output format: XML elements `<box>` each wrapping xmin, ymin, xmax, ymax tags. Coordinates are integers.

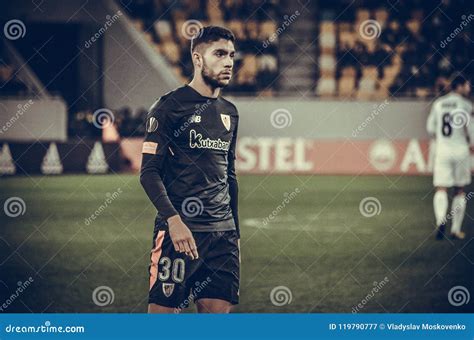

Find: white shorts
<box><xmin>433</xmin><ymin>147</ymin><xmax>471</xmax><ymax>187</ymax></box>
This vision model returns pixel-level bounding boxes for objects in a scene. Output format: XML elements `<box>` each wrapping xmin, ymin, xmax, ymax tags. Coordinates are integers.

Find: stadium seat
<box><xmin>142</xmin><ymin>32</ymin><xmax>154</xmax><ymax>44</ymax></box>
<box><xmin>236</xmin><ymin>54</ymin><xmax>258</xmax><ymax>85</ymax></box>
<box><xmin>132</xmin><ymin>19</ymin><xmax>144</xmax><ymax>32</ymax></box>
<box><xmin>362</xmin><ymin>66</ymin><xmax>378</xmax><ymax>79</ymax></box>
<box><xmin>257</xmin><ymin>54</ymin><xmax>278</xmax><ymax>72</ymax></box>
<box><xmin>246</xmin><ymin>20</ymin><xmax>259</xmax><ymax>39</ymax></box>
<box><xmin>260</xmin><ymin>21</ymin><xmax>277</xmax><ymax>41</ymax></box>
<box><xmin>161</xmin><ymin>41</ymin><xmax>181</xmax><ymax>64</ymax></box>
<box><xmin>376</xmin><ymin>84</ymin><xmax>390</xmax><ymax>98</ymax></box>
<box><xmin>374</xmin><ymin>9</ymin><xmax>389</xmax><ymax>28</ymax></box>
<box><xmin>228</xmin><ymin>20</ymin><xmax>246</xmax><ymax>40</ymax></box>
<box><xmin>341</xmin><ymin>67</ymin><xmax>356</xmax><ymax>78</ymax></box>
<box><xmin>320</xmin><ymin>21</ymin><xmax>335</xmax><ymax>34</ymax></box>
<box><xmin>316</xmin><ymin>77</ymin><xmax>336</xmax><ymax>97</ymax></box>
<box><xmin>207</xmin><ymin>1</ymin><xmax>223</xmax><ymax>22</ymax></box>
<box><xmin>415</xmin><ymin>87</ymin><xmax>430</xmax><ymax>98</ymax></box>
<box><xmin>355</xmin><ymin>9</ymin><xmax>370</xmax><ymax>23</ymax></box>
<box><xmin>357</xmin><ymin>77</ymin><xmax>376</xmax><ymax>99</ymax></box>
<box><xmin>338</xmin><ymin>29</ymin><xmax>355</xmax><ymax>48</ymax></box>
<box><xmin>406</xmin><ymin>19</ymin><xmax>421</xmax><ymax>35</ymax></box>
<box><xmin>338</xmin><ymin>75</ymin><xmax>355</xmax><ymax>98</ymax></box>
<box><xmin>154</xmin><ymin>20</ymin><xmax>173</xmax><ymax>42</ymax></box>
<box><xmin>320</xmin><ymin>31</ymin><xmax>336</xmax><ymax>50</ymax></box>
<box><xmin>319</xmin><ymin>55</ymin><xmax>336</xmax><ymax>73</ymax></box>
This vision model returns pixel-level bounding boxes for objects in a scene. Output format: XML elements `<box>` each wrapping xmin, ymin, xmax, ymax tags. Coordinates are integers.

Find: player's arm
<box><xmin>228</xmin><ymin>117</ymin><xmax>240</xmax><ymax>239</ymax></box>
<box><xmin>467</xmin><ymin>104</ymin><xmax>474</xmax><ymax>152</ymax></box>
<box><xmin>139</xmin><ymin>99</ymin><xmax>198</xmax><ymax>259</ymax></box>
<box><xmin>426</xmin><ymin>101</ymin><xmax>437</xmax><ymax>138</ymax></box>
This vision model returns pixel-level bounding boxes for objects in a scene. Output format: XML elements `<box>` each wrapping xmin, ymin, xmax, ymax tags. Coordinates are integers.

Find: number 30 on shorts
<box><xmin>158</xmin><ymin>257</ymin><xmax>185</xmax><ymax>283</ymax></box>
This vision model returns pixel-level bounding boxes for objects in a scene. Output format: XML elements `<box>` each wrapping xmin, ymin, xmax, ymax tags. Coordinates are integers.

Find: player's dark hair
<box><xmin>451</xmin><ymin>74</ymin><xmax>468</xmax><ymax>91</ymax></box>
<box><xmin>190</xmin><ymin>26</ymin><xmax>235</xmax><ymax>52</ymax></box>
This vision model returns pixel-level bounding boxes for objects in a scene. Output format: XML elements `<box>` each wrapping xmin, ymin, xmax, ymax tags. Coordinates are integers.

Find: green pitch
<box><xmin>1</xmin><ymin>174</ymin><xmax>472</xmax><ymax>313</ymax></box>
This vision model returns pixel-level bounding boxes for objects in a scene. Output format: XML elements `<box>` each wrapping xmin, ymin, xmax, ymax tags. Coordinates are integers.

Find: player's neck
<box><xmin>188</xmin><ymin>78</ymin><xmax>220</xmax><ymax>99</ymax></box>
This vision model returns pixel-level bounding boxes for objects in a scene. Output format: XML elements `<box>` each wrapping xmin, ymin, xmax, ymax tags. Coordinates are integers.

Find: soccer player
<box><xmin>140</xmin><ymin>26</ymin><xmax>240</xmax><ymax>313</ymax></box>
<box><xmin>427</xmin><ymin>75</ymin><xmax>473</xmax><ymax>240</ymax></box>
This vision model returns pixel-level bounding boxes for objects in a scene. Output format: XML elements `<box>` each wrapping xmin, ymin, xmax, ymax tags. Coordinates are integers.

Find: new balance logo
<box><xmin>190</xmin><ymin>115</ymin><xmax>201</xmax><ymax>123</ymax></box>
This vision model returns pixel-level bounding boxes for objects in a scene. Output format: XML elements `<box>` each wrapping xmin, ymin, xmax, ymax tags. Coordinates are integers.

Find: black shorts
<box><xmin>148</xmin><ymin>227</ymin><xmax>240</xmax><ymax>310</ymax></box>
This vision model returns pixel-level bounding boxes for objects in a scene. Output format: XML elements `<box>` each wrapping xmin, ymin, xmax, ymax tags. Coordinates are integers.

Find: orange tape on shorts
<box><xmin>149</xmin><ymin>230</ymin><xmax>165</xmax><ymax>291</ymax></box>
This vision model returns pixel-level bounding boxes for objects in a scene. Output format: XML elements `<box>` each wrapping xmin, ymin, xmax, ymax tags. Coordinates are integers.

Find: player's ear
<box><xmin>192</xmin><ymin>51</ymin><xmax>202</xmax><ymax>69</ymax></box>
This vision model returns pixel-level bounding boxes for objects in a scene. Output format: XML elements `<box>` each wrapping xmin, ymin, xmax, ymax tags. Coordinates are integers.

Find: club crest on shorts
<box><xmin>162</xmin><ymin>283</ymin><xmax>175</xmax><ymax>297</ymax></box>
<box><xmin>220</xmin><ymin>114</ymin><xmax>231</xmax><ymax>131</ymax></box>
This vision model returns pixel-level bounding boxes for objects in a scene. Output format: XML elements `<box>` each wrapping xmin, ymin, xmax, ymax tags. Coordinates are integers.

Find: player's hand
<box><xmin>470</xmin><ymin>145</ymin><xmax>474</xmax><ymax>153</ymax></box>
<box><xmin>167</xmin><ymin>215</ymin><xmax>199</xmax><ymax>260</ymax></box>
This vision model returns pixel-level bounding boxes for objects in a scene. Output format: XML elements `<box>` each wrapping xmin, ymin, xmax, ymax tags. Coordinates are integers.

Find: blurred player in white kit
<box><xmin>427</xmin><ymin>75</ymin><xmax>473</xmax><ymax>240</ymax></box>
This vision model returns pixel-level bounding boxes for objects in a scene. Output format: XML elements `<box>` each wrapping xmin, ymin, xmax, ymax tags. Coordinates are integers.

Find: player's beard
<box><xmin>201</xmin><ymin>59</ymin><xmax>229</xmax><ymax>89</ymax></box>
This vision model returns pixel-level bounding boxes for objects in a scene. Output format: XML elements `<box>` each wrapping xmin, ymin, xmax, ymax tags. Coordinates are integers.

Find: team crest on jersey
<box><xmin>146</xmin><ymin>117</ymin><xmax>159</xmax><ymax>133</ymax></box>
<box><xmin>220</xmin><ymin>114</ymin><xmax>231</xmax><ymax>131</ymax></box>
<box><xmin>162</xmin><ymin>283</ymin><xmax>175</xmax><ymax>297</ymax></box>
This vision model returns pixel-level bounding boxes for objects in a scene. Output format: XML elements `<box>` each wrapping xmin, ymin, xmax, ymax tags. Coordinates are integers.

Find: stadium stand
<box><xmin>3</xmin><ymin>0</ymin><xmax>472</xmax><ymax>138</ymax></box>
<box><xmin>117</xmin><ymin>0</ymin><xmax>473</xmax><ymax>100</ymax></box>
<box><xmin>323</xmin><ymin>0</ymin><xmax>474</xmax><ymax>99</ymax></box>
<box><xmin>120</xmin><ymin>0</ymin><xmax>281</xmax><ymax>96</ymax></box>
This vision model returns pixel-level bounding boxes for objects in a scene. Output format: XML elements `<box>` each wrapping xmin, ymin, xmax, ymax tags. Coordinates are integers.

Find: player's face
<box><xmin>200</xmin><ymin>39</ymin><xmax>235</xmax><ymax>88</ymax></box>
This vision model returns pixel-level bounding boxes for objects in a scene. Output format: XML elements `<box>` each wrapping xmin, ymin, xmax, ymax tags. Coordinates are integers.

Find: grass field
<box><xmin>0</xmin><ymin>174</ymin><xmax>473</xmax><ymax>313</ymax></box>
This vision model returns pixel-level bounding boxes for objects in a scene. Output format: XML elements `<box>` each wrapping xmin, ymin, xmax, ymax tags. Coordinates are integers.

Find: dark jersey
<box><xmin>140</xmin><ymin>85</ymin><xmax>239</xmax><ymax>233</ymax></box>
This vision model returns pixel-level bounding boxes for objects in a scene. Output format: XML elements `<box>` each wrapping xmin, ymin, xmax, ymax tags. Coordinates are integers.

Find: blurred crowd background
<box><xmin>1</xmin><ymin>0</ymin><xmax>472</xmax><ymax>138</ymax></box>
